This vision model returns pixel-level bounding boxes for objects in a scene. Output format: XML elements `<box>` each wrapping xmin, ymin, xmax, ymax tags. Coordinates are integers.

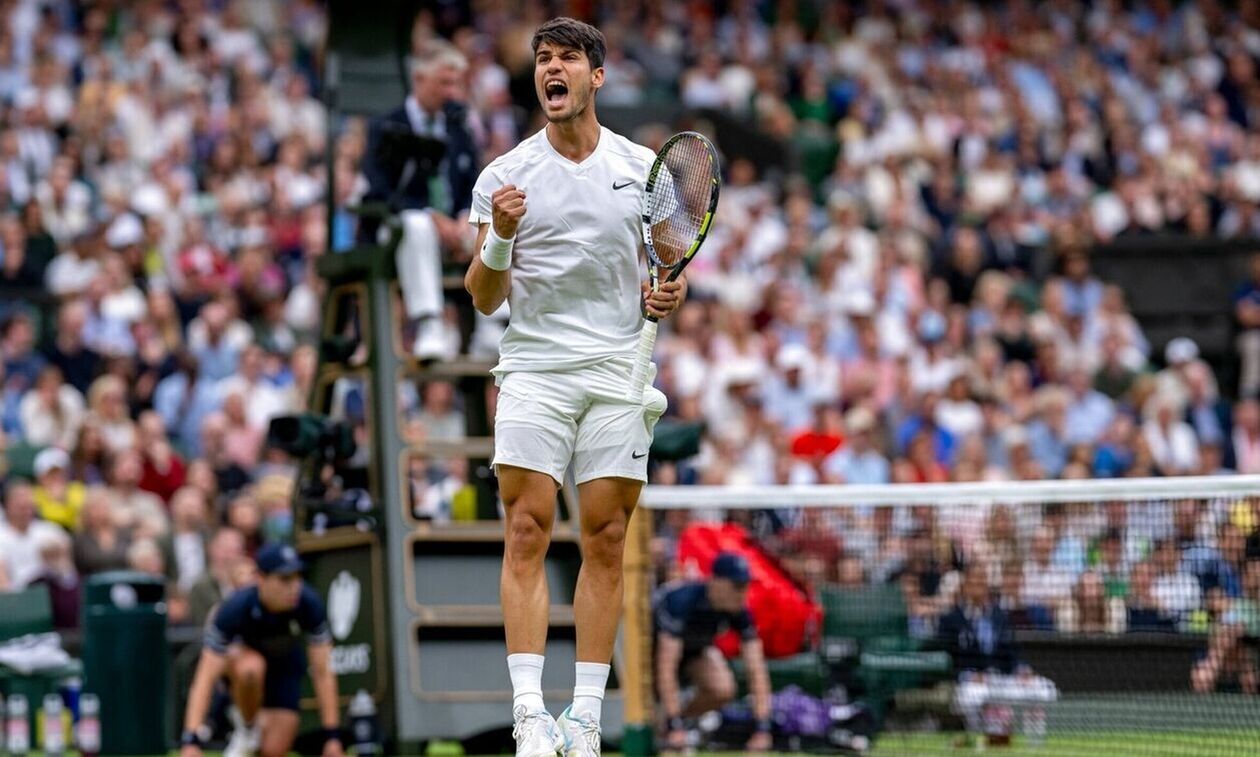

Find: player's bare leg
<box><xmin>224</xmin><ymin>648</ymin><xmax>265</xmax><ymax>757</ymax></box>
<box><xmin>557</xmin><ymin>475</ymin><xmax>641</xmax><ymax>755</ymax></box>
<box><xmin>500</xmin><ymin>464</ymin><xmax>565</xmax><ymax>756</ymax></box>
<box><xmin>681</xmin><ymin>649</ymin><xmax>738</xmax><ymax>718</ymax></box>
<box><xmin>257</xmin><ymin>710</ymin><xmax>299</xmax><ymax>757</ymax></box>
<box><xmin>501</xmin><ymin>465</ymin><xmax>558</xmax><ymax>656</ymax></box>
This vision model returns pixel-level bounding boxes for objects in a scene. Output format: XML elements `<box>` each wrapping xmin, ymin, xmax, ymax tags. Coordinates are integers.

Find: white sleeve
<box><xmin>467</xmin><ymin>163</ymin><xmax>501</xmax><ymax>226</ymax></box>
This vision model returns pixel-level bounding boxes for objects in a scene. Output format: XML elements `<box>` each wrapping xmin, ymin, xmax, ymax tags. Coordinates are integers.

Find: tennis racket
<box><xmin>626</xmin><ymin>131</ymin><xmax>721</xmax><ymax>403</ymax></box>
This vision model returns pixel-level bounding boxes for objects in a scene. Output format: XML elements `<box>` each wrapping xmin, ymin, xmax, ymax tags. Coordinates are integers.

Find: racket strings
<box><xmin>646</xmin><ymin>138</ymin><xmax>714</xmax><ymax>268</ymax></box>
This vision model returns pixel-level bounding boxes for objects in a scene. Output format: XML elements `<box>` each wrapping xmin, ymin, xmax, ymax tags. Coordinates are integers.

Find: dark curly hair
<box><xmin>531</xmin><ymin>17</ymin><xmax>606</xmax><ymax>70</ymax></box>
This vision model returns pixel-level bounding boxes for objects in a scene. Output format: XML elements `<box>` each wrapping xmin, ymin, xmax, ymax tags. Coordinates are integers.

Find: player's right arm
<box><xmin>654</xmin><ymin>631</ymin><xmax>687</xmax><ymax>749</ymax></box>
<box><xmin>464</xmin><ymin>184</ymin><xmax>526</xmax><ymax>315</ymax></box>
<box><xmin>180</xmin><ymin>603</ymin><xmax>235</xmax><ymax>756</ymax></box>
<box><xmin>180</xmin><ymin>647</ymin><xmax>227</xmax><ymax>757</ymax></box>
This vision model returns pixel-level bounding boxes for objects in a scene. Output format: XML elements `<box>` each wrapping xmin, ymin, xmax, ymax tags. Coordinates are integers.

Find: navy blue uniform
<box><xmin>654</xmin><ymin>581</ymin><xmax>757</xmax><ymax>673</ymax></box>
<box><xmin>205</xmin><ymin>585</ymin><xmax>331</xmax><ymax>711</ymax></box>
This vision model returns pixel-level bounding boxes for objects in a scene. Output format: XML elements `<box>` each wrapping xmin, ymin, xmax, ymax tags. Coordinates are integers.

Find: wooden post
<box><xmin>620</xmin><ymin>500</ymin><xmax>655</xmax><ymax>755</ymax></box>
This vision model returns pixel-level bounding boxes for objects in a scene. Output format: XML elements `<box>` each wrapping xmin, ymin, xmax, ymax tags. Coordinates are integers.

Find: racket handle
<box><xmin>626</xmin><ymin>320</ymin><xmax>659</xmax><ymax>403</ymax></box>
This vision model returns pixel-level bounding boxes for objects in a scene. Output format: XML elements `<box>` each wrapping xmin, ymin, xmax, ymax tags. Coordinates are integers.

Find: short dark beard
<box><xmin>544</xmin><ymin>85</ymin><xmax>590</xmax><ymax>124</ymax></box>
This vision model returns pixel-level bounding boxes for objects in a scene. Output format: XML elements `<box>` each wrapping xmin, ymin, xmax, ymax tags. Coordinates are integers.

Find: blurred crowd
<box><xmin>0</xmin><ymin>0</ymin><xmax>1260</xmax><ymax>697</ymax></box>
<box><xmin>0</xmin><ymin>0</ymin><xmax>329</xmax><ymax>629</ymax></box>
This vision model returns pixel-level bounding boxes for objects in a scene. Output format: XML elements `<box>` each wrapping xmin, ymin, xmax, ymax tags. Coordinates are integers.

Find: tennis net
<box><xmin>623</xmin><ymin>475</ymin><xmax>1260</xmax><ymax>755</ymax></box>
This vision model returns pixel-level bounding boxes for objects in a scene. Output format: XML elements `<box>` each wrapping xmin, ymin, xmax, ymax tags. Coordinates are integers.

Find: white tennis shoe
<box><xmin>557</xmin><ymin>706</ymin><xmax>601</xmax><ymax>757</ymax></box>
<box><xmin>512</xmin><ymin>705</ymin><xmax>565</xmax><ymax>757</ymax></box>
<box><xmin>223</xmin><ymin>713</ymin><xmax>260</xmax><ymax>757</ymax></box>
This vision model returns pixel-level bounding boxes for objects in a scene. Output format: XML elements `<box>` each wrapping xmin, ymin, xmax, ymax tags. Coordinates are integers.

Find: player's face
<box><xmin>259</xmin><ymin>572</ymin><xmax>303</xmax><ymax>611</ymax></box>
<box><xmin>534</xmin><ymin>41</ymin><xmax>603</xmax><ymax>123</ymax></box>
<box><xmin>708</xmin><ymin>577</ymin><xmax>749</xmax><ymax>613</ymax></box>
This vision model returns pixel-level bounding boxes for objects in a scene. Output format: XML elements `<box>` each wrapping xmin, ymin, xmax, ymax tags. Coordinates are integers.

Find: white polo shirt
<box><xmin>469</xmin><ymin>126</ymin><xmax>655</xmax><ymax>375</ymax></box>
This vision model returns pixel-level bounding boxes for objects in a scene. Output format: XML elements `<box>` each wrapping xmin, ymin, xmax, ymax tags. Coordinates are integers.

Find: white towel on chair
<box><xmin>0</xmin><ymin>633</ymin><xmax>72</xmax><ymax>674</ymax></box>
<box><xmin>396</xmin><ymin>209</ymin><xmax>444</xmax><ymax>320</ymax></box>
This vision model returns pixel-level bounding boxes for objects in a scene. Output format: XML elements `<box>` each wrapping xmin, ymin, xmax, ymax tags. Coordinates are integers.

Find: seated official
<box><xmin>360</xmin><ymin>42</ymin><xmax>479</xmax><ymax>360</ymax></box>
<box><xmin>939</xmin><ymin>566</ymin><xmax>1056</xmax><ymax>745</ymax></box>
<box><xmin>654</xmin><ymin>552</ymin><xmax>772</xmax><ymax>753</ymax></box>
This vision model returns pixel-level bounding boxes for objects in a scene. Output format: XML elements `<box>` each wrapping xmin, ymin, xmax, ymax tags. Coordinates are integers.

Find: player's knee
<box><xmin>710</xmin><ymin>671</ymin><xmax>737</xmax><ymax>703</ymax></box>
<box><xmin>582</xmin><ymin>517</ymin><xmax>627</xmax><ymax>565</ymax></box>
<box><xmin>259</xmin><ymin>743</ymin><xmax>289</xmax><ymax>757</ymax></box>
<box><xmin>505</xmin><ymin>510</ymin><xmax>550</xmax><ymax>563</ymax></box>
<box><xmin>234</xmin><ymin>650</ymin><xmax>266</xmax><ymax>684</ymax></box>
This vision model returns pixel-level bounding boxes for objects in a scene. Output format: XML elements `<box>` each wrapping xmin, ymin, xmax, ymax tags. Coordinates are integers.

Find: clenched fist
<box><xmin>491</xmin><ymin>184</ymin><xmax>527</xmax><ymax>239</ymax></box>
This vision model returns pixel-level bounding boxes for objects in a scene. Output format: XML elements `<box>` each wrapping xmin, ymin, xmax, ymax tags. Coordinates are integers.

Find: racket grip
<box><xmin>626</xmin><ymin>320</ymin><xmax>659</xmax><ymax>403</ymax></box>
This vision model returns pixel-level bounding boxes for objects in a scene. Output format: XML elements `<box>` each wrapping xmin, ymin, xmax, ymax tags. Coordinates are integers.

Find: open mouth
<box><xmin>544</xmin><ymin>79</ymin><xmax>569</xmax><ymax>107</ymax></box>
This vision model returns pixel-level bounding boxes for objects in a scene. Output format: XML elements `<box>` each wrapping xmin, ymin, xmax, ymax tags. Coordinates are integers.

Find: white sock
<box><xmin>573</xmin><ymin>661</ymin><xmax>611</xmax><ymax>722</ymax></box>
<box><xmin>508</xmin><ymin>653</ymin><xmax>546</xmax><ymax>713</ymax></box>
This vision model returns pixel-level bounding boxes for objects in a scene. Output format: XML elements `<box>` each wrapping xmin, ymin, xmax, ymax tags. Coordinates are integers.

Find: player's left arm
<box><xmin>642</xmin><ymin>272</ymin><xmax>687</xmax><ymax>319</ymax></box>
<box><xmin>740</xmin><ymin>637</ymin><xmax>773</xmax><ymax>751</ymax></box>
<box><xmin>308</xmin><ymin>641</ymin><xmax>345</xmax><ymax>757</ymax></box>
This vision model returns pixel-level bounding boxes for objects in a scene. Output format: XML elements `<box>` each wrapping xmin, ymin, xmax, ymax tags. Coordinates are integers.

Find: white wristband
<box><xmin>480</xmin><ymin>227</ymin><xmax>514</xmax><ymax>271</ymax></box>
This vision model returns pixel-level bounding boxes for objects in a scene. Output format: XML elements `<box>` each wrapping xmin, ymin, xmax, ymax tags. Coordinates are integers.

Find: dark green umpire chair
<box><xmin>81</xmin><ymin>571</ymin><xmax>171</xmax><ymax>755</ymax></box>
<box><xmin>0</xmin><ymin>584</ymin><xmax>83</xmax><ymax>740</ymax></box>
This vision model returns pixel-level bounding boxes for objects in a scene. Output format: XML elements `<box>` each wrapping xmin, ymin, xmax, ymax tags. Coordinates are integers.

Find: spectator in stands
<box><xmin>1234</xmin><ymin>253</ymin><xmax>1260</xmax><ymax>399</ymax></box>
<box><xmin>227</xmin><ymin>494</ymin><xmax>264</xmax><ymax>556</ymax></box>
<box><xmin>138</xmin><ymin>431</ymin><xmax>188</xmax><ymax>505</ymax></box>
<box><xmin>73</xmin><ymin>486</ymin><xmax>133</xmax><ymax>577</ymax></box>
<box><xmin>187</xmin><ymin>527</ymin><xmax>249</xmax><ymax>628</ymax></box>
<box><xmin>1151</xmin><ymin>539</ymin><xmax>1203</xmax><ymax>624</ymax></box>
<box><xmin>45</xmin><ymin>300</ymin><xmax>100</xmax><ymax>396</ymax></box>
<box><xmin>1143</xmin><ymin>397</ymin><xmax>1200</xmax><ymax>476</ymax></box>
<box><xmin>19</xmin><ymin>365</ymin><xmax>84</xmax><ymax>450</ymax></box>
<box><xmin>822</xmin><ymin>407</ymin><xmax>890</xmax><ymax>485</ymax></box>
<box><xmin>655</xmin><ymin>553</ymin><xmax>772</xmax><ymax>753</ymax></box>
<box><xmin>86</xmin><ymin>374</ymin><xmax>135</xmax><ymax>454</ymax></box>
<box><xmin>32</xmin><ymin>446</ymin><xmax>85</xmax><ymax>531</ymax></box>
<box><xmin>167</xmin><ymin>486</ymin><xmax>212</xmax><ymax>602</ymax></box>
<box><xmin>1193</xmin><ymin>560</ymin><xmax>1260</xmax><ymax>695</ymax></box>
<box><xmin>773</xmin><ymin>507</ymin><xmax>844</xmax><ymax>587</ymax></box>
<box><xmin>1072</xmin><ymin>571</ymin><xmax>1109</xmax><ymax>634</ymax></box>
<box><xmin>1155</xmin><ymin>338</ymin><xmax>1217</xmax><ymax>414</ymax></box>
<box><xmin>0</xmin><ymin>481</ymin><xmax>63</xmax><ymax>590</ymax></box>
<box><xmin>415</xmin><ymin>381</ymin><xmax>465</xmax><ymax>441</ymax></box>
<box><xmin>107</xmin><ymin>449</ymin><xmax>165</xmax><ymax>532</ymax></box>
<box><xmin>1233</xmin><ymin>399</ymin><xmax>1260</xmax><ymax>475</ymax></box>
<box><xmin>28</xmin><ymin>528</ymin><xmax>80</xmax><ymax>629</ymax></box>
<box><xmin>1021</xmin><ymin>526</ymin><xmax>1074</xmax><ymax>630</ymax></box>
<box><xmin>1184</xmin><ymin>364</ymin><xmax>1232</xmax><ymax>456</ymax></box>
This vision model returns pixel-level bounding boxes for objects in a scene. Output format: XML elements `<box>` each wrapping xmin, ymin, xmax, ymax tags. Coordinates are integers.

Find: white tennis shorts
<box><xmin>493</xmin><ymin>358</ymin><xmax>668</xmax><ymax>484</ymax></box>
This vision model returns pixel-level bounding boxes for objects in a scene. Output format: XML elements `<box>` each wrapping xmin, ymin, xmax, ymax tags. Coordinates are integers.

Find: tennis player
<box><xmin>464</xmin><ymin>16</ymin><xmax>683</xmax><ymax>757</ymax></box>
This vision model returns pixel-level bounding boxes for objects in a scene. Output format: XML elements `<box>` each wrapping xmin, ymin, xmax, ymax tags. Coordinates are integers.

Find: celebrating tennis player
<box><xmin>464</xmin><ymin>16</ymin><xmax>695</xmax><ymax>757</ymax></box>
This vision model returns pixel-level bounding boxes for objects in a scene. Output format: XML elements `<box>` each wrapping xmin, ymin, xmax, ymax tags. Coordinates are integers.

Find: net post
<box><xmin>620</xmin><ymin>496</ymin><xmax>655</xmax><ymax>756</ymax></box>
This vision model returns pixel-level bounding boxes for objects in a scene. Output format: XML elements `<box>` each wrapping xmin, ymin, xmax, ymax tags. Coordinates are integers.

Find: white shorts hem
<box><xmin>492</xmin><ymin>458</ymin><xmax>564</xmax><ymax>486</ymax></box>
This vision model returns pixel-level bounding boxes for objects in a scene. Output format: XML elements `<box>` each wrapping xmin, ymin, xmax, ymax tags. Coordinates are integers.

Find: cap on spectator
<box><xmin>722</xmin><ymin>358</ymin><xmax>762</xmax><ymax>388</ymax></box>
<box><xmin>1165</xmin><ymin>337</ymin><xmax>1199</xmax><ymax>365</ymax></box>
<box><xmin>34</xmin><ymin>447</ymin><xmax>70</xmax><ymax>477</ymax></box>
<box><xmin>131</xmin><ymin>184</ymin><xmax>169</xmax><ymax>217</ymax></box>
<box><xmin>845</xmin><ymin>290</ymin><xmax>877</xmax><ymax>317</ymax></box>
<box><xmin>256</xmin><ymin>543</ymin><xmax>305</xmax><ymax>575</ymax></box>
<box><xmin>105</xmin><ymin>213</ymin><xmax>144</xmax><ymax>248</ymax></box>
<box><xmin>845</xmin><ymin>406</ymin><xmax>877</xmax><ymax>434</ymax></box>
<box><xmin>776</xmin><ymin>343</ymin><xmax>811</xmax><ymax>372</ymax></box>
<box><xmin>711</xmin><ymin>552</ymin><xmax>751</xmax><ymax>586</ymax></box>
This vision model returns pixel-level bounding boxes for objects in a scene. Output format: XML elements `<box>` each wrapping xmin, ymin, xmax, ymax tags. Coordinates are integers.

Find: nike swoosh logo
<box><xmin>631</xmin><ymin>451</ymin><xmax>646</xmax><ymax>459</ymax></box>
<box><xmin>613</xmin><ymin>180</ymin><xmax>634</xmax><ymax>190</ymax></box>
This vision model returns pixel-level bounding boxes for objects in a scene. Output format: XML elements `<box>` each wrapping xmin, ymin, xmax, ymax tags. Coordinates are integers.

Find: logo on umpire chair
<box><xmin>329</xmin><ymin>570</ymin><xmax>361</xmax><ymax>641</ymax></box>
